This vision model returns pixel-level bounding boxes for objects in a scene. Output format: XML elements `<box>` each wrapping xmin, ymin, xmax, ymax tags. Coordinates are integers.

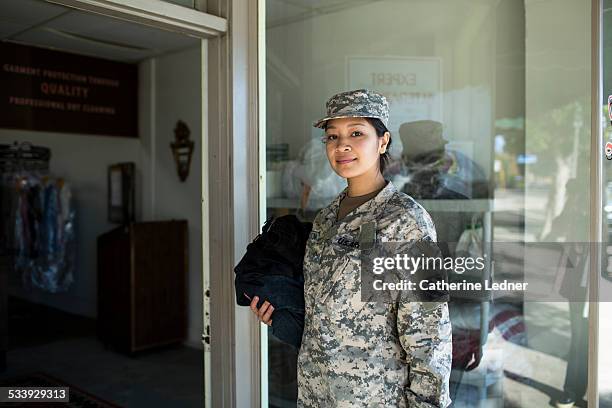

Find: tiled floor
<box><xmin>0</xmin><ymin>337</ymin><xmax>204</xmax><ymax>408</ymax></box>
<box><xmin>1</xmin><ymin>296</ymin><xmax>203</xmax><ymax>408</ymax></box>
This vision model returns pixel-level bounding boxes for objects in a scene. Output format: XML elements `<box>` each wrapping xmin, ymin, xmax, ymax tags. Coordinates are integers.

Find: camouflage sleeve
<box><xmin>385</xmin><ymin>205</ymin><xmax>451</xmax><ymax>407</ymax></box>
<box><xmin>397</xmin><ymin>300</ymin><xmax>452</xmax><ymax>407</ymax></box>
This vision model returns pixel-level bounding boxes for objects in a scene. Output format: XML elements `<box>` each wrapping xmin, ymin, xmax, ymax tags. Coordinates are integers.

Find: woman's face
<box><xmin>323</xmin><ymin>117</ymin><xmax>388</xmax><ymax>179</ymax></box>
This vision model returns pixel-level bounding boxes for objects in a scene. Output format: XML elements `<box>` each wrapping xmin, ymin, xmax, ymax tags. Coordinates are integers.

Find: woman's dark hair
<box><xmin>365</xmin><ymin>117</ymin><xmax>392</xmax><ymax>175</ymax></box>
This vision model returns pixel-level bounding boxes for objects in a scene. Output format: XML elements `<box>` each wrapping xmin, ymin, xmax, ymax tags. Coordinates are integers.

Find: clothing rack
<box><xmin>0</xmin><ymin>142</ymin><xmax>51</xmax><ymax>173</ymax></box>
<box><xmin>1</xmin><ymin>141</ymin><xmax>64</xmax><ymax>372</ymax></box>
<box><xmin>0</xmin><ymin>140</ymin><xmax>74</xmax><ymax>294</ymax></box>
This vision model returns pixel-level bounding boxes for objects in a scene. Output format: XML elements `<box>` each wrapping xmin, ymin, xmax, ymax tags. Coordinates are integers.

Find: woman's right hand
<box><xmin>249</xmin><ymin>295</ymin><xmax>274</xmax><ymax>326</ymax></box>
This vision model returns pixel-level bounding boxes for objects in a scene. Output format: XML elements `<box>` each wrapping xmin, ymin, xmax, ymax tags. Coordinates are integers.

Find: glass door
<box><xmin>260</xmin><ymin>0</ymin><xmax>594</xmax><ymax>406</ymax></box>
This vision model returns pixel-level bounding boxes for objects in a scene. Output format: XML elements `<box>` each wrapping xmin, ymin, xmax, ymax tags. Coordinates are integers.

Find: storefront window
<box><xmin>263</xmin><ymin>0</ymin><xmax>592</xmax><ymax>406</ymax></box>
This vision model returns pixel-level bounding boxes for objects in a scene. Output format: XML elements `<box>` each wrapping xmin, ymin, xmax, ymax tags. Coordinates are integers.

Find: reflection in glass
<box><xmin>600</xmin><ymin>1</ymin><xmax>612</xmax><ymax>406</ymax></box>
<box><xmin>264</xmin><ymin>0</ymin><xmax>592</xmax><ymax>406</ymax></box>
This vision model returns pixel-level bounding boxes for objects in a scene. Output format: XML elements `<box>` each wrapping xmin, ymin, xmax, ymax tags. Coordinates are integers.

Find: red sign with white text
<box><xmin>0</xmin><ymin>42</ymin><xmax>137</xmax><ymax>138</ymax></box>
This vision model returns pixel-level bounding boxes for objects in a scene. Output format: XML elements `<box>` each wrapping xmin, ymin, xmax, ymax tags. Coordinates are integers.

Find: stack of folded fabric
<box><xmin>234</xmin><ymin>215</ymin><xmax>312</xmax><ymax>349</ymax></box>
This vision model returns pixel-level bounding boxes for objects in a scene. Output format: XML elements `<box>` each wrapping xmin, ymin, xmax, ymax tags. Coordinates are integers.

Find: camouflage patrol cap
<box><xmin>313</xmin><ymin>89</ymin><xmax>390</xmax><ymax>129</ymax></box>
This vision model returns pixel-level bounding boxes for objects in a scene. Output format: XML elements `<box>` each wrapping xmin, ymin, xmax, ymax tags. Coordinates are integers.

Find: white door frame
<box><xmin>46</xmin><ymin>0</ymin><xmax>226</xmax><ymax>38</ymax></box>
<box><xmin>206</xmin><ymin>0</ymin><xmax>262</xmax><ymax>407</ymax></box>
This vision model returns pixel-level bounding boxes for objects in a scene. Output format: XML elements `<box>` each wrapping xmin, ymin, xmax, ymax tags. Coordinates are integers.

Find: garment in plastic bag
<box><xmin>5</xmin><ymin>174</ymin><xmax>75</xmax><ymax>293</ymax></box>
<box><xmin>281</xmin><ymin>139</ymin><xmax>345</xmax><ymax>208</ymax></box>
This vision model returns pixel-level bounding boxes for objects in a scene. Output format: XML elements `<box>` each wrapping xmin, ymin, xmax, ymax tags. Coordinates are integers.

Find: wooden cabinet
<box><xmin>97</xmin><ymin>220</ymin><xmax>188</xmax><ymax>354</ymax></box>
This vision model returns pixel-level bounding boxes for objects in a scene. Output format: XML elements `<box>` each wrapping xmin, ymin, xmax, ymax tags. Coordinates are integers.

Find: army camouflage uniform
<box><xmin>297</xmin><ymin>180</ymin><xmax>452</xmax><ymax>407</ymax></box>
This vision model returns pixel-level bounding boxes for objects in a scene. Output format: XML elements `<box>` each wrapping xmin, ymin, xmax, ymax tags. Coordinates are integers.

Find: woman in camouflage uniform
<box><xmin>251</xmin><ymin>89</ymin><xmax>452</xmax><ymax>407</ymax></box>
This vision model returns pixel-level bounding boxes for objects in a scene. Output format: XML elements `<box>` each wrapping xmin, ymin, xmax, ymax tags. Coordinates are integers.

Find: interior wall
<box><xmin>2</xmin><ymin>45</ymin><xmax>203</xmax><ymax>349</ymax></box>
<box><xmin>140</xmin><ymin>46</ymin><xmax>204</xmax><ymax>348</ymax></box>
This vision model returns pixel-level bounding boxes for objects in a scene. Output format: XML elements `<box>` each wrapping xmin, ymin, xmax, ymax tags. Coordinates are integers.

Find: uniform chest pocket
<box><xmin>326</xmin><ymin>251</ymin><xmax>388</xmax><ymax>309</ymax></box>
<box><xmin>321</xmin><ymin>237</ymin><xmax>365</xmax><ymax>304</ymax></box>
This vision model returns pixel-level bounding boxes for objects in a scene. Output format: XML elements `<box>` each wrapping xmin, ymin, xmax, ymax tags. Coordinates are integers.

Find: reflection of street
<box><xmin>494</xmin><ymin>187</ymin><xmax>549</xmax><ymax>242</ymax></box>
<box><xmin>460</xmin><ymin>302</ymin><xmax>582</xmax><ymax>407</ymax></box>
<box><xmin>506</xmin><ymin>301</ymin><xmax>612</xmax><ymax>407</ymax></box>
<box><xmin>485</xmin><ymin>186</ymin><xmax>612</xmax><ymax>407</ymax></box>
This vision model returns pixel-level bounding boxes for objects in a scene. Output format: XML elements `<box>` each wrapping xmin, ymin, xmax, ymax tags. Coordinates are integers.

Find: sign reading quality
<box><xmin>0</xmin><ymin>42</ymin><xmax>137</xmax><ymax>138</ymax></box>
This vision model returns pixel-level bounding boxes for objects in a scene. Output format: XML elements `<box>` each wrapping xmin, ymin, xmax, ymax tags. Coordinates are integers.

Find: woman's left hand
<box><xmin>248</xmin><ymin>295</ymin><xmax>274</xmax><ymax>326</ymax></box>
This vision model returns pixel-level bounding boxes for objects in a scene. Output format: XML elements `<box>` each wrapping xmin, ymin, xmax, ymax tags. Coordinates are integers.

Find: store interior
<box><xmin>0</xmin><ymin>0</ymin><xmax>204</xmax><ymax>406</ymax></box>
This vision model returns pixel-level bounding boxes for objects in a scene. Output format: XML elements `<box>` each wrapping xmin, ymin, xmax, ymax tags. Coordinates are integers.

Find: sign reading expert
<box><xmin>1</xmin><ymin>42</ymin><xmax>137</xmax><ymax>138</ymax></box>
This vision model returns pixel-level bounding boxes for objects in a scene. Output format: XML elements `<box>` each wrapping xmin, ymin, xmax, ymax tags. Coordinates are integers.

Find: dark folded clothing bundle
<box><xmin>234</xmin><ymin>215</ymin><xmax>312</xmax><ymax>349</ymax></box>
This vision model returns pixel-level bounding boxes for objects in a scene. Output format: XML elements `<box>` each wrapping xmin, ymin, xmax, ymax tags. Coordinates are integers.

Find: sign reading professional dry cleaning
<box><xmin>0</xmin><ymin>42</ymin><xmax>137</xmax><ymax>138</ymax></box>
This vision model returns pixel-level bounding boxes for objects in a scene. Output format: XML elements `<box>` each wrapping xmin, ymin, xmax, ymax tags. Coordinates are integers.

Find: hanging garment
<box><xmin>3</xmin><ymin>174</ymin><xmax>75</xmax><ymax>293</ymax></box>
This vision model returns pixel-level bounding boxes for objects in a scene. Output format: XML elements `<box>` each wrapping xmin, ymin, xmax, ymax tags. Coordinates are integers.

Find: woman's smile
<box><xmin>336</xmin><ymin>157</ymin><xmax>357</xmax><ymax>164</ymax></box>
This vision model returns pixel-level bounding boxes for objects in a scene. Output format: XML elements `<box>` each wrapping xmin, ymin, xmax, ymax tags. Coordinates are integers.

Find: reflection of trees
<box><xmin>527</xmin><ymin>100</ymin><xmax>589</xmax><ymax>241</ymax></box>
<box><xmin>494</xmin><ymin>127</ymin><xmax>523</xmax><ymax>189</ymax></box>
<box><xmin>494</xmin><ymin>150</ymin><xmax>520</xmax><ymax>189</ymax></box>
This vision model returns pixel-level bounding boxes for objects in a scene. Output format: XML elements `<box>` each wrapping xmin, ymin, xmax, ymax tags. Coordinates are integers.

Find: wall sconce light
<box><xmin>170</xmin><ymin>120</ymin><xmax>194</xmax><ymax>182</ymax></box>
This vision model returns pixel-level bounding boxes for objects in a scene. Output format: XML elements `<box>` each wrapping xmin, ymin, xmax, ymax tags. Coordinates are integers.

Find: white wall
<box><xmin>1</xmin><ymin>45</ymin><xmax>203</xmax><ymax>348</ymax></box>
<box><xmin>140</xmin><ymin>47</ymin><xmax>204</xmax><ymax>348</ymax></box>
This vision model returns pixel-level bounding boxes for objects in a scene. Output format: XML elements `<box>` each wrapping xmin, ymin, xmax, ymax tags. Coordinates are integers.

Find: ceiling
<box><xmin>265</xmin><ymin>0</ymin><xmax>498</xmax><ymax>30</ymax></box>
<box><xmin>0</xmin><ymin>0</ymin><xmax>200</xmax><ymax>63</ymax></box>
<box><xmin>266</xmin><ymin>0</ymin><xmax>384</xmax><ymax>29</ymax></box>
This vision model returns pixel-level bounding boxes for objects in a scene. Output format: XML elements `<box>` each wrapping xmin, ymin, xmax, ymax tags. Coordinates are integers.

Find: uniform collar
<box><xmin>319</xmin><ymin>180</ymin><xmax>397</xmax><ymax>237</ymax></box>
